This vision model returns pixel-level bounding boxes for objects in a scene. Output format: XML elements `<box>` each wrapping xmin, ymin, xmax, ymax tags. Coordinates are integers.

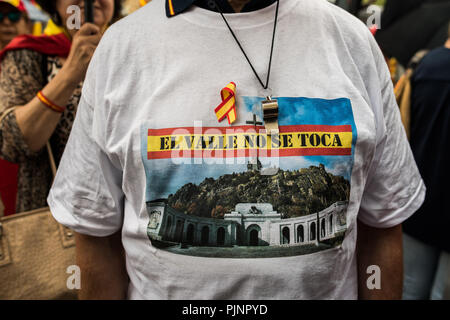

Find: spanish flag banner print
<box><xmin>146</xmin><ymin>125</ymin><xmax>352</xmax><ymax>159</ymax></box>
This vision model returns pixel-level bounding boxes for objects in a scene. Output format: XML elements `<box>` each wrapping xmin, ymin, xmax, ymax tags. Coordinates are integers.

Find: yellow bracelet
<box><xmin>37</xmin><ymin>91</ymin><xmax>66</xmax><ymax>113</ymax></box>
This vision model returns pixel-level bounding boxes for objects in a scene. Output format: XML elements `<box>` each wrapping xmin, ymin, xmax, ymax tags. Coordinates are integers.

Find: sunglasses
<box><xmin>0</xmin><ymin>12</ymin><xmax>22</xmax><ymax>23</ymax></box>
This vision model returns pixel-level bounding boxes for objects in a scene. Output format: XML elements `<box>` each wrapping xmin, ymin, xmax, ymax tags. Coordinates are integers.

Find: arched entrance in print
<box><xmin>321</xmin><ymin>219</ymin><xmax>326</xmax><ymax>238</ymax></box>
<box><xmin>297</xmin><ymin>225</ymin><xmax>304</xmax><ymax>243</ymax></box>
<box><xmin>249</xmin><ymin>229</ymin><xmax>258</xmax><ymax>246</ymax></box>
<box><xmin>246</xmin><ymin>224</ymin><xmax>261</xmax><ymax>246</ymax></box>
<box><xmin>282</xmin><ymin>226</ymin><xmax>290</xmax><ymax>244</ymax></box>
<box><xmin>201</xmin><ymin>226</ymin><xmax>210</xmax><ymax>245</ymax></box>
<box><xmin>165</xmin><ymin>215</ymin><xmax>172</xmax><ymax>240</ymax></box>
<box><xmin>186</xmin><ymin>224</ymin><xmax>194</xmax><ymax>245</ymax></box>
<box><xmin>175</xmin><ymin>220</ymin><xmax>184</xmax><ymax>242</ymax></box>
<box><xmin>217</xmin><ymin>227</ymin><xmax>225</xmax><ymax>246</ymax></box>
<box><xmin>310</xmin><ymin>222</ymin><xmax>316</xmax><ymax>241</ymax></box>
<box><xmin>329</xmin><ymin>215</ymin><xmax>333</xmax><ymax>234</ymax></box>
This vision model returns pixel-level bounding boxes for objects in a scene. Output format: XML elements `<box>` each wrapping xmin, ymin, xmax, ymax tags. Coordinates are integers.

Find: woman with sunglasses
<box><xmin>0</xmin><ymin>0</ymin><xmax>121</xmax><ymax>213</ymax></box>
<box><xmin>0</xmin><ymin>0</ymin><xmax>31</xmax><ymax>50</ymax></box>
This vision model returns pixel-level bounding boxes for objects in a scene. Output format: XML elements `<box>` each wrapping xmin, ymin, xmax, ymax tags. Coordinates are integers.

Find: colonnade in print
<box><xmin>147</xmin><ymin>201</ymin><xmax>347</xmax><ymax>247</ymax></box>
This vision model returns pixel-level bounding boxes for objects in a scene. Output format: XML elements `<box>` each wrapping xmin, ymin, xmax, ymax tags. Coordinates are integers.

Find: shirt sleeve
<box><xmin>48</xmin><ymin>25</ymin><xmax>125</xmax><ymax>236</ymax></box>
<box><xmin>357</xmin><ymin>33</ymin><xmax>426</xmax><ymax>228</ymax></box>
<box><xmin>47</xmin><ymin>94</ymin><xmax>124</xmax><ymax>236</ymax></box>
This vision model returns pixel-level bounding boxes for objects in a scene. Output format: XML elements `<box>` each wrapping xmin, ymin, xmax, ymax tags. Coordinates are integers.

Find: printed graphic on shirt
<box><xmin>140</xmin><ymin>97</ymin><xmax>357</xmax><ymax>258</ymax></box>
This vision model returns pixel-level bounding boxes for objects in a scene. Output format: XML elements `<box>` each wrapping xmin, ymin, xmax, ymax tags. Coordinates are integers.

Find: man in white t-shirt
<box><xmin>48</xmin><ymin>0</ymin><xmax>425</xmax><ymax>299</ymax></box>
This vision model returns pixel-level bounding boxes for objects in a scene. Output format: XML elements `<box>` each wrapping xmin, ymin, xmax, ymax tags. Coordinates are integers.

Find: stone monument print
<box><xmin>141</xmin><ymin>96</ymin><xmax>357</xmax><ymax>258</ymax></box>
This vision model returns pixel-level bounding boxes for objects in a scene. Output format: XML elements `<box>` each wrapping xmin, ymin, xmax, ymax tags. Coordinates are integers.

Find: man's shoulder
<box><xmin>103</xmin><ymin>0</ymin><xmax>167</xmax><ymax>40</ymax></box>
<box><xmin>298</xmin><ymin>0</ymin><xmax>373</xmax><ymax>50</ymax></box>
<box><xmin>306</xmin><ymin>0</ymin><xmax>369</xmax><ymax>33</ymax></box>
<box><xmin>125</xmin><ymin>1</ymin><xmax>166</xmax><ymax>23</ymax></box>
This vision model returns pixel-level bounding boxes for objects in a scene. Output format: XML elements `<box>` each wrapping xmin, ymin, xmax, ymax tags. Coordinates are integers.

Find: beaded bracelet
<box><xmin>37</xmin><ymin>91</ymin><xmax>66</xmax><ymax>113</ymax></box>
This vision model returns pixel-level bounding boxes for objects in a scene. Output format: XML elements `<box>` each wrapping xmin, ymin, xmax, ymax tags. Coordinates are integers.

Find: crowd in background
<box><xmin>0</xmin><ymin>0</ymin><xmax>448</xmax><ymax>300</ymax></box>
<box><xmin>0</xmin><ymin>0</ymin><xmax>152</xmax><ymax>51</ymax></box>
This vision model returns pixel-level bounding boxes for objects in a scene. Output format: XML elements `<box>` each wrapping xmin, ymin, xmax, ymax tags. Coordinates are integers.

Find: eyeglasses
<box><xmin>0</xmin><ymin>12</ymin><xmax>22</xmax><ymax>24</ymax></box>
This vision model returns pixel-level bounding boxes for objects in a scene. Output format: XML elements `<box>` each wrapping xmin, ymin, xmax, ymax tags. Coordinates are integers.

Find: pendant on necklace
<box><xmin>262</xmin><ymin>95</ymin><xmax>279</xmax><ymax>135</ymax></box>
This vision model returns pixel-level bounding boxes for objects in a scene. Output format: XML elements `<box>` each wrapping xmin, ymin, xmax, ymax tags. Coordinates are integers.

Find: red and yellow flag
<box><xmin>0</xmin><ymin>0</ymin><xmax>26</xmax><ymax>12</ymax></box>
<box><xmin>215</xmin><ymin>82</ymin><xmax>237</xmax><ymax>125</ymax></box>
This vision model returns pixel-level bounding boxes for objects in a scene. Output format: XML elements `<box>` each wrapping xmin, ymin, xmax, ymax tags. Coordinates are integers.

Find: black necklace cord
<box><xmin>213</xmin><ymin>0</ymin><xmax>280</xmax><ymax>90</ymax></box>
<box><xmin>264</xmin><ymin>0</ymin><xmax>279</xmax><ymax>90</ymax></box>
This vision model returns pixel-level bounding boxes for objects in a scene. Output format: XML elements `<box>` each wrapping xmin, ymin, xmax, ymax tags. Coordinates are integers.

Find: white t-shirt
<box><xmin>48</xmin><ymin>0</ymin><xmax>425</xmax><ymax>299</ymax></box>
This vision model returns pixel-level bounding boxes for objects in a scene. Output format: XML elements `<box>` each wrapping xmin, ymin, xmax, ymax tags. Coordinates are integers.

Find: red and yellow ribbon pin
<box><xmin>215</xmin><ymin>82</ymin><xmax>237</xmax><ymax>125</ymax></box>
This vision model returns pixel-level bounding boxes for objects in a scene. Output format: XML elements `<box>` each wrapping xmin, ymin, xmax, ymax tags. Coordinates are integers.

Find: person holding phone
<box><xmin>0</xmin><ymin>0</ymin><xmax>121</xmax><ymax>213</ymax></box>
<box><xmin>0</xmin><ymin>0</ymin><xmax>32</xmax><ymax>50</ymax></box>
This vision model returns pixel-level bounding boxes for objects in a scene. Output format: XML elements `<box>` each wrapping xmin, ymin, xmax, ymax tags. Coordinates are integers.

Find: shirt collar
<box><xmin>166</xmin><ymin>0</ymin><xmax>277</xmax><ymax>18</ymax></box>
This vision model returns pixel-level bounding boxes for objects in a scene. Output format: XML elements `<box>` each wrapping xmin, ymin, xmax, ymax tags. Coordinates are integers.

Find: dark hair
<box><xmin>35</xmin><ymin>0</ymin><xmax>122</xmax><ymax>26</ymax></box>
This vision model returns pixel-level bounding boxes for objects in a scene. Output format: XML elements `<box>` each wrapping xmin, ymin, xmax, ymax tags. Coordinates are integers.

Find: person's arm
<box><xmin>46</xmin><ymin>25</ymin><xmax>128</xmax><ymax>299</ymax></box>
<box><xmin>13</xmin><ymin>70</ymin><xmax>79</xmax><ymax>152</ymax></box>
<box><xmin>0</xmin><ymin>50</ymin><xmax>44</xmax><ymax>162</ymax></box>
<box><xmin>13</xmin><ymin>23</ymin><xmax>102</xmax><ymax>153</ymax></box>
<box><xmin>357</xmin><ymin>220</ymin><xmax>403</xmax><ymax>300</ymax></box>
<box><xmin>75</xmin><ymin>230</ymin><xmax>128</xmax><ymax>300</ymax></box>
